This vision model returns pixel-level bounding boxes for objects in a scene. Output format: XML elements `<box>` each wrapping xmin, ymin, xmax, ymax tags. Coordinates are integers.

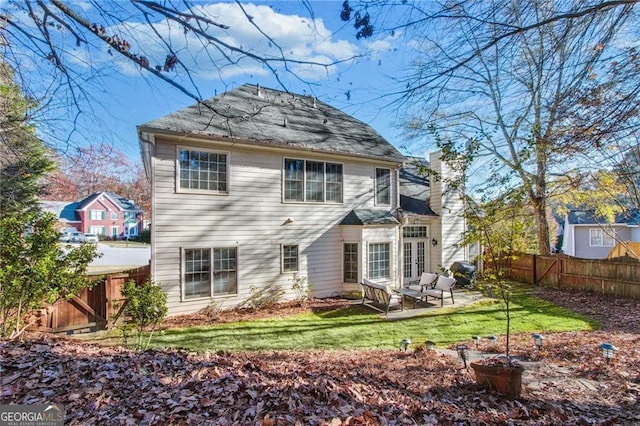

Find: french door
<box><xmin>403</xmin><ymin>239</ymin><xmax>427</xmax><ymax>284</ymax></box>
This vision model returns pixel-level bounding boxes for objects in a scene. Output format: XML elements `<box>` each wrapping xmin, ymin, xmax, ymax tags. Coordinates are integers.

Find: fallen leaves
<box><xmin>2</xmin><ymin>289</ymin><xmax>640</xmax><ymax>424</ymax></box>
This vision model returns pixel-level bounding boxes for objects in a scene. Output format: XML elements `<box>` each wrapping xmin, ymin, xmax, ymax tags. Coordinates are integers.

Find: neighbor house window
<box><xmin>375</xmin><ymin>168</ymin><xmax>391</xmax><ymax>205</ymax></box>
<box><xmin>589</xmin><ymin>228</ymin><xmax>615</xmax><ymax>247</ymax></box>
<box><xmin>183</xmin><ymin>247</ymin><xmax>237</xmax><ymax>299</ymax></box>
<box><xmin>282</xmin><ymin>244</ymin><xmax>299</xmax><ymax>273</ymax></box>
<box><xmin>90</xmin><ymin>210</ymin><xmax>106</xmax><ymax>220</ymax></box>
<box><xmin>284</xmin><ymin>158</ymin><xmax>343</xmax><ymax>203</ymax></box>
<box><xmin>368</xmin><ymin>242</ymin><xmax>390</xmax><ymax>279</ymax></box>
<box><xmin>343</xmin><ymin>243</ymin><xmax>359</xmax><ymax>283</ymax></box>
<box><xmin>89</xmin><ymin>226</ymin><xmax>106</xmax><ymax>235</ymax></box>
<box><xmin>178</xmin><ymin>147</ymin><xmax>228</xmax><ymax>193</ymax></box>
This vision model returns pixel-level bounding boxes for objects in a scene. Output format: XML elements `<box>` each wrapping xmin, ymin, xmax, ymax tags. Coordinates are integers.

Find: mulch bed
<box><xmin>2</xmin><ymin>288</ymin><xmax>640</xmax><ymax>425</ymax></box>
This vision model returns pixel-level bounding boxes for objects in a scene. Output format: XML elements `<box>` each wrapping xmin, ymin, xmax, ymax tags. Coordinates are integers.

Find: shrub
<box><xmin>120</xmin><ymin>279</ymin><xmax>167</xmax><ymax>349</ymax></box>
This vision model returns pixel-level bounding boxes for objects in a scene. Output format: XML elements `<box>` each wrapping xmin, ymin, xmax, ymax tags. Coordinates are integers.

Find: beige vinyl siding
<box><xmin>151</xmin><ymin>138</ymin><xmax>399</xmax><ymax>316</ymax></box>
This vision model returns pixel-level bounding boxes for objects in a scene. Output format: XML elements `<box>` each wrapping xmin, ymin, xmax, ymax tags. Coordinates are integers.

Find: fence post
<box><xmin>532</xmin><ymin>254</ymin><xmax>537</xmax><ymax>285</ymax></box>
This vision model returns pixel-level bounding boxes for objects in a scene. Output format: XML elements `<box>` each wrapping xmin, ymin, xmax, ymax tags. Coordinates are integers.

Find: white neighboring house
<box><xmin>561</xmin><ymin>209</ymin><xmax>640</xmax><ymax>259</ymax></box>
<box><xmin>138</xmin><ymin>84</ymin><xmax>468</xmax><ymax>316</ymax></box>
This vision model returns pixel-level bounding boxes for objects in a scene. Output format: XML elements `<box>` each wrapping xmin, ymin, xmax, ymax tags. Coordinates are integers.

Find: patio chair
<box><xmin>419</xmin><ymin>272</ymin><xmax>439</xmax><ymax>290</ymax></box>
<box><xmin>423</xmin><ymin>275</ymin><xmax>457</xmax><ymax>307</ymax></box>
<box><xmin>406</xmin><ymin>272</ymin><xmax>438</xmax><ymax>292</ymax></box>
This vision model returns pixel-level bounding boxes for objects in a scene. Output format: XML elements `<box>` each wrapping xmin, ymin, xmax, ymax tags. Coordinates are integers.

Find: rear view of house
<box><xmin>139</xmin><ymin>84</ymin><xmax>467</xmax><ymax>316</ymax></box>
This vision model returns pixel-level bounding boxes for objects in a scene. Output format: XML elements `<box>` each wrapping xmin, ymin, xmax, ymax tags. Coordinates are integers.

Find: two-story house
<box><xmin>138</xmin><ymin>84</ymin><xmax>467</xmax><ymax>316</ymax></box>
<box><xmin>41</xmin><ymin>192</ymin><xmax>144</xmax><ymax>239</ymax></box>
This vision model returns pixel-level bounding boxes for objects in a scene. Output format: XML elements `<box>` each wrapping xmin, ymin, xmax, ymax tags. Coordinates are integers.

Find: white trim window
<box><xmin>178</xmin><ymin>147</ymin><xmax>229</xmax><ymax>193</ymax></box>
<box><xmin>282</xmin><ymin>244</ymin><xmax>299</xmax><ymax>273</ymax></box>
<box><xmin>90</xmin><ymin>210</ymin><xmax>106</xmax><ymax>220</ymax></box>
<box><xmin>375</xmin><ymin>168</ymin><xmax>391</xmax><ymax>205</ymax></box>
<box><xmin>110</xmin><ymin>212</ymin><xmax>118</xmax><ymax>220</ymax></box>
<box><xmin>182</xmin><ymin>247</ymin><xmax>237</xmax><ymax>299</ymax></box>
<box><xmin>368</xmin><ymin>242</ymin><xmax>390</xmax><ymax>279</ymax></box>
<box><xmin>89</xmin><ymin>226</ymin><xmax>106</xmax><ymax>235</ymax></box>
<box><xmin>343</xmin><ymin>243</ymin><xmax>359</xmax><ymax>283</ymax></box>
<box><xmin>589</xmin><ymin>228</ymin><xmax>615</xmax><ymax>247</ymax></box>
<box><xmin>283</xmin><ymin>158</ymin><xmax>343</xmax><ymax>203</ymax></box>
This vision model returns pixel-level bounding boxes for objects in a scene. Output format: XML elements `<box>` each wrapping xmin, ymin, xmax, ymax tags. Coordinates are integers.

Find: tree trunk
<box><xmin>532</xmin><ymin>196</ymin><xmax>551</xmax><ymax>255</ymax></box>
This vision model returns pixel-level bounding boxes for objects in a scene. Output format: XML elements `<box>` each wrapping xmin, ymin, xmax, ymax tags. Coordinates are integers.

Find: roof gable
<box><xmin>77</xmin><ymin>192</ymin><xmax>140</xmax><ymax>212</ymax></box>
<box><xmin>139</xmin><ymin>84</ymin><xmax>405</xmax><ymax>163</ymax></box>
<box><xmin>339</xmin><ymin>209</ymin><xmax>400</xmax><ymax>225</ymax></box>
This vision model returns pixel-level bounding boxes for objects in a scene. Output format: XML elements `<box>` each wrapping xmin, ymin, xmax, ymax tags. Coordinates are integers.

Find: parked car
<box><xmin>84</xmin><ymin>233</ymin><xmax>99</xmax><ymax>244</ymax></box>
<box><xmin>70</xmin><ymin>232</ymin><xmax>84</xmax><ymax>243</ymax></box>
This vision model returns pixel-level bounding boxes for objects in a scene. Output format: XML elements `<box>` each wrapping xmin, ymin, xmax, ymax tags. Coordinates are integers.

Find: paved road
<box><xmin>89</xmin><ymin>243</ymin><xmax>151</xmax><ymax>267</ymax></box>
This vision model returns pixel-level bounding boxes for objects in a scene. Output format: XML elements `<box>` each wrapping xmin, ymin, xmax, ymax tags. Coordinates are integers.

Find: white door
<box><xmin>403</xmin><ymin>239</ymin><xmax>428</xmax><ymax>284</ymax></box>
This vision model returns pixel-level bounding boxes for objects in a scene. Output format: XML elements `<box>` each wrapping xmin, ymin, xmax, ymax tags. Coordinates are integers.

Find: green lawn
<box><xmin>149</xmin><ymin>290</ymin><xmax>597</xmax><ymax>352</ymax></box>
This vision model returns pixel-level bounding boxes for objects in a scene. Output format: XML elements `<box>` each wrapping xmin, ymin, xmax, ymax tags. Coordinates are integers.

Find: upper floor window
<box><xmin>110</xmin><ymin>212</ymin><xmax>118</xmax><ymax>220</ymax></box>
<box><xmin>90</xmin><ymin>210</ymin><xmax>105</xmax><ymax>220</ymax></box>
<box><xmin>284</xmin><ymin>158</ymin><xmax>343</xmax><ymax>203</ymax></box>
<box><xmin>589</xmin><ymin>228</ymin><xmax>615</xmax><ymax>247</ymax></box>
<box><xmin>375</xmin><ymin>168</ymin><xmax>391</xmax><ymax>205</ymax></box>
<box><xmin>178</xmin><ymin>147</ymin><xmax>228</xmax><ymax>193</ymax></box>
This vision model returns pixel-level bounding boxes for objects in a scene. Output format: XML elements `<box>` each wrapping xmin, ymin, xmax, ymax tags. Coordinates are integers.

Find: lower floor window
<box><xmin>282</xmin><ymin>245</ymin><xmax>299</xmax><ymax>272</ymax></box>
<box><xmin>183</xmin><ymin>247</ymin><xmax>237</xmax><ymax>299</ymax></box>
<box><xmin>368</xmin><ymin>242</ymin><xmax>390</xmax><ymax>279</ymax></box>
<box><xmin>89</xmin><ymin>226</ymin><xmax>106</xmax><ymax>235</ymax></box>
<box><xmin>343</xmin><ymin>243</ymin><xmax>358</xmax><ymax>283</ymax></box>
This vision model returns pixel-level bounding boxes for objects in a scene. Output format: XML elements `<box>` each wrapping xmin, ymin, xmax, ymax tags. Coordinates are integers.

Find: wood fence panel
<box><xmin>36</xmin><ymin>264</ymin><xmax>150</xmax><ymax>333</ymax></box>
<box><xmin>496</xmin><ymin>253</ymin><xmax>640</xmax><ymax>299</ymax></box>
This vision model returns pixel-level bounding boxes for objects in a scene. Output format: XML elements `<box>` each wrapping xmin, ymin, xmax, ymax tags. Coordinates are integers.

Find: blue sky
<box><xmin>15</xmin><ymin>1</ymin><xmax>428</xmax><ymax>163</ymax></box>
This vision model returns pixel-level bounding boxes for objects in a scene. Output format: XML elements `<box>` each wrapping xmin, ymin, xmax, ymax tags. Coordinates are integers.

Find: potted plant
<box><xmin>469</xmin><ymin>277</ymin><xmax>524</xmax><ymax>399</ymax></box>
<box><xmin>463</xmin><ymin>194</ymin><xmax>528</xmax><ymax>399</ymax></box>
<box><xmin>433</xmin><ymin>145</ymin><xmax>532</xmax><ymax>398</ymax></box>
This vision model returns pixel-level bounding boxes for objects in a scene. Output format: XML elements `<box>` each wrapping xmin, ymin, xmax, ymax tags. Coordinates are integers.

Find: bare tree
<box><xmin>1</xmin><ymin>1</ymin><xmax>358</xmax><ymax>153</ymax></box>
<box><xmin>342</xmin><ymin>0</ymin><xmax>639</xmax><ymax>254</ymax></box>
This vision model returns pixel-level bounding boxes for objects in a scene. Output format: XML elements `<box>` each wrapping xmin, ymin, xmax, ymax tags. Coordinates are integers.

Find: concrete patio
<box><xmin>384</xmin><ymin>288</ymin><xmax>486</xmax><ymax>320</ymax></box>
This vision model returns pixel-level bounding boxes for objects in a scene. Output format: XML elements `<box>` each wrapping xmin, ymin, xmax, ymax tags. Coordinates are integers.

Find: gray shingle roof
<box><xmin>138</xmin><ymin>84</ymin><xmax>406</xmax><ymax>163</ymax></box>
<box><xmin>39</xmin><ymin>201</ymin><xmax>80</xmax><ymax>223</ymax></box>
<box><xmin>339</xmin><ymin>209</ymin><xmax>400</xmax><ymax>226</ymax></box>
<box><xmin>567</xmin><ymin>209</ymin><xmax>640</xmax><ymax>225</ymax></box>
<box><xmin>399</xmin><ymin>158</ymin><xmax>437</xmax><ymax>217</ymax></box>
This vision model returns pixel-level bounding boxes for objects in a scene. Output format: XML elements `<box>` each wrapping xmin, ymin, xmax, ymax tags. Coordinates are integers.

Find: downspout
<box><xmin>394</xmin><ymin>166</ymin><xmax>403</xmax><ymax>289</ymax></box>
<box><xmin>138</xmin><ymin>131</ymin><xmax>156</xmax><ymax>278</ymax></box>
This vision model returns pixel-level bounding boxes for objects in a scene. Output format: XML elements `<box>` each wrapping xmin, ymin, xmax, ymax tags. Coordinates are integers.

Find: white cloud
<box><xmin>99</xmin><ymin>2</ymin><xmax>360</xmax><ymax>83</ymax></box>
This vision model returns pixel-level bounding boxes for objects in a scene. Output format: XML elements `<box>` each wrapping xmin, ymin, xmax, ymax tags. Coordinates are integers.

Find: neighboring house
<box><xmin>41</xmin><ymin>192</ymin><xmax>144</xmax><ymax>239</ymax></box>
<box><xmin>138</xmin><ymin>84</ymin><xmax>468</xmax><ymax>316</ymax></box>
<box><xmin>561</xmin><ymin>209</ymin><xmax>640</xmax><ymax>259</ymax></box>
<box><xmin>39</xmin><ymin>200</ymin><xmax>82</xmax><ymax>232</ymax></box>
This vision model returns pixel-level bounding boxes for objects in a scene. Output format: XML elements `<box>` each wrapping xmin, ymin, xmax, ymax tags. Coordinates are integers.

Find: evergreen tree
<box><xmin>0</xmin><ymin>58</ymin><xmax>96</xmax><ymax>339</ymax></box>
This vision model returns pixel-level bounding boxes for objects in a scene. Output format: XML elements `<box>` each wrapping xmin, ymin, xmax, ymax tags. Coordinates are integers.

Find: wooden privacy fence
<box><xmin>32</xmin><ymin>264</ymin><xmax>150</xmax><ymax>333</ymax></box>
<box><xmin>499</xmin><ymin>254</ymin><xmax>640</xmax><ymax>299</ymax></box>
